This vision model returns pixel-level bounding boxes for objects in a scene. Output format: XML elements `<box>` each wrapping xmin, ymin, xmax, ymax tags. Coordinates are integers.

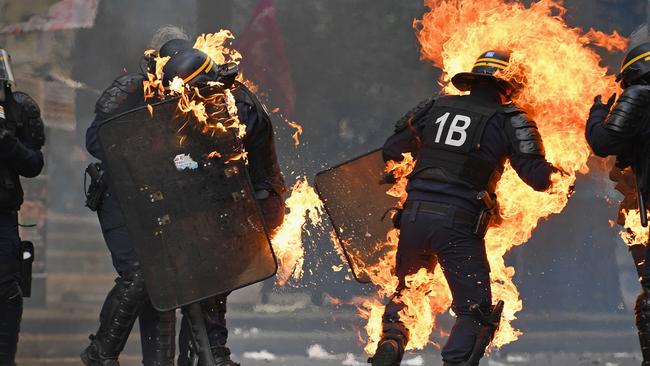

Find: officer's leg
<box><xmin>0</xmin><ymin>232</ymin><xmax>21</xmax><ymax>366</ymax></box>
<box><xmin>81</xmin><ymin>226</ymin><xmax>147</xmax><ymax>366</ymax></box>
<box><xmin>634</xmin><ymin>242</ymin><xmax>650</xmax><ymax>365</ymax></box>
<box><xmin>435</xmin><ymin>223</ymin><xmax>492</xmax><ymax>366</ymax></box>
<box><xmin>372</xmin><ymin>208</ymin><xmax>438</xmax><ymax>366</ymax></box>
<box><xmin>139</xmin><ymin>300</ymin><xmax>176</xmax><ymax>366</ymax></box>
<box><xmin>177</xmin><ymin>316</ymin><xmax>191</xmax><ymax>366</ymax></box>
<box><xmin>203</xmin><ymin>293</ymin><xmax>238</xmax><ymax>366</ymax></box>
<box><xmin>177</xmin><ymin>293</ymin><xmax>236</xmax><ymax>366</ymax></box>
<box><xmin>0</xmin><ymin>214</ymin><xmax>22</xmax><ymax>366</ymax></box>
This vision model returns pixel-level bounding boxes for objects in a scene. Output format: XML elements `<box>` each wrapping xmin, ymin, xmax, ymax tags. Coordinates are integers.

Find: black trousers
<box><xmin>382</xmin><ymin>200</ymin><xmax>491</xmax><ymax>364</ymax></box>
<box><xmin>0</xmin><ymin>211</ymin><xmax>21</xmax><ymax>366</ymax></box>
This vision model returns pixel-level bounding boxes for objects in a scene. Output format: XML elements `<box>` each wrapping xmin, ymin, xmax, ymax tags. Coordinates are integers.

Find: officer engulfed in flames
<box><xmin>371</xmin><ymin>51</ymin><xmax>561</xmax><ymax>366</ymax></box>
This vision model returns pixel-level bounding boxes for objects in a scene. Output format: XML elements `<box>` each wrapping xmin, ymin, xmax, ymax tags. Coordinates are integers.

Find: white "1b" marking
<box><xmin>434</xmin><ymin>112</ymin><xmax>471</xmax><ymax>147</ymax></box>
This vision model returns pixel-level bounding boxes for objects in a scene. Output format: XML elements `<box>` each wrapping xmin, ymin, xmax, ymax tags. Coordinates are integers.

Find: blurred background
<box><xmin>0</xmin><ymin>0</ymin><xmax>648</xmax><ymax>364</ymax></box>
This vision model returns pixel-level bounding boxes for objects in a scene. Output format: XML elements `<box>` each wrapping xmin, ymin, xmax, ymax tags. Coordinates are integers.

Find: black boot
<box><xmin>81</xmin><ymin>271</ymin><xmax>147</xmax><ymax>366</ymax></box>
<box><xmin>368</xmin><ymin>322</ymin><xmax>408</xmax><ymax>366</ymax></box>
<box><xmin>369</xmin><ymin>339</ymin><xmax>402</xmax><ymax>366</ymax></box>
<box><xmin>636</xmin><ymin>284</ymin><xmax>650</xmax><ymax>366</ymax></box>
<box><xmin>0</xmin><ymin>283</ymin><xmax>22</xmax><ymax>366</ymax></box>
<box><xmin>140</xmin><ymin>301</ymin><xmax>176</xmax><ymax>366</ymax></box>
<box><xmin>211</xmin><ymin>346</ymin><xmax>239</xmax><ymax>366</ymax></box>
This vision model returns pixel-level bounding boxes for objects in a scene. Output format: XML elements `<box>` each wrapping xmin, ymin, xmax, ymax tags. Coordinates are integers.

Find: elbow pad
<box><xmin>502</xmin><ymin>104</ymin><xmax>545</xmax><ymax>157</ymax></box>
<box><xmin>605</xmin><ymin>85</ymin><xmax>650</xmax><ymax>137</ymax></box>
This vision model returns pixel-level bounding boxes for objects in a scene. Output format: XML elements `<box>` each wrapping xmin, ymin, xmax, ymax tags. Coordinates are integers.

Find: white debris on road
<box><xmin>307</xmin><ymin>344</ymin><xmax>337</xmax><ymax>360</ymax></box>
<box><xmin>242</xmin><ymin>350</ymin><xmax>277</xmax><ymax>360</ymax></box>
<box><xmin>341</xmin><ymin>353</ymin><xmax>363</xmax><ymax>366</ymax></box>
<box><xmin>402</xmin><ymin>355</ymin><xmax>424</xmax><ymax>366</ymax></box>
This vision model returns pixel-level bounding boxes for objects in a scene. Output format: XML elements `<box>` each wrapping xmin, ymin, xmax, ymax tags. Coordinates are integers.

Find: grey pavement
<box><xmin>13</xmin><ymin>212</ymin><xmax>645</xmax><ymax>366</ymax></box>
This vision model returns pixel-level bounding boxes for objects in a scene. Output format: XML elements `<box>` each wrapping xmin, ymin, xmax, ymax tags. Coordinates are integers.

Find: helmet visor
<box><xmin>0</xmin><ymin>50</ymin><xmax>15</xmax><ymax>86</ymax></box>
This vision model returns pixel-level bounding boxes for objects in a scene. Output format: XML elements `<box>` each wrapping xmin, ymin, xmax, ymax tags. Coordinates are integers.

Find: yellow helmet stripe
<box><xmin>473</xmin><ymin>62</ymin><xmax>507</xmax><ymax>70</ymax></box>
<box><xmin>621</xmin><ymin>51</ymin><xmax>650</xmax><ymax>74</ymax></box>
<box><xmin>183</xmin><ymin>57</ymin><xmax>211</xmax><ymax>84</ymax></box>
<box><xmin>475</xmin><ymin>57</ymin><xmax>509</xmax><ymax>66</ymax></box>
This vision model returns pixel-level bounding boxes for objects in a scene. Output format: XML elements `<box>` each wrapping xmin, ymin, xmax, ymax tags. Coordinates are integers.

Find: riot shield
<box><xmin>315</xmin><ymin>149</ymin><xmax>400</xmax><ymax>283</ymax></box>
<box><xmin>97</xmin><ymin>89</ymin><xmax>277</xmax><ymax>311</ymax></box>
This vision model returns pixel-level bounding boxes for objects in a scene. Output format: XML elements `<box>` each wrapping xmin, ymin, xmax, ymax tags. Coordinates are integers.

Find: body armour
<box><xmin>0</xmin><ymin>91</ymin><xmax>45</xmax><ymax>211</ymax></box>
<box><xmin>410</xmin><ymin>95</ymin><xmax>544</xmax><ymax>195</ymax></box>
<box><xmin>410</xmin><ymin>95</ymin><xmax>502</xmax><ymax>194</ymax></box>
<box><xmin>232</xmin><ymin>82</ymin><xmax>287</xmax><ymax>196</ymax></box>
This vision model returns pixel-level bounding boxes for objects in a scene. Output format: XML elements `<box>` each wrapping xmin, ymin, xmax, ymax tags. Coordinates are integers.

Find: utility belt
<box><xmin>84</xmin><ymin>162</ymin><xmax>108</xmax><ymax>212</ymax></box>
<box><xmin>399</xmin><ymin>190</ymin><xmax>500</xmax><ymax>237</ymax></box>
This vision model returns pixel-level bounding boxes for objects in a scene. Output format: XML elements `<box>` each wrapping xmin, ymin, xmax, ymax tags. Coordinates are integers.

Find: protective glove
<box><xmin>590</xmin><ymin>93</ymin><xmax>617</xmax><ymax>113</ymax></box>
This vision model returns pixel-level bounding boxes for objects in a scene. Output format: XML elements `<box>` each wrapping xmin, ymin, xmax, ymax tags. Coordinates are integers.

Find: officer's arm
<box><xmin>86</xmin><ymin>115</ymin><xmax>103</xmax><ymax>160</ymax></box>
<box><xmin>585</xmin><ymin>86</ymin><xmax>650</xmax><ymax>157</ymax></box>
<box><xmin>0</xmin><ymin>92</ymin><xmax>45</xmax><ymax>178</ymax></box>
<box><xmin>503</xmin><ymin>107</ymin><xmax>554</xmax><ymax>191</ymax></box>
<box><xmin>240</xmin><ymin>101</ymin><xmax>264</xmax><ymax>149</ymax></box>
<box><xmin>382</xmin><ymin>97</ymin><xmax>434</xmax><ymax>163</ymax></box>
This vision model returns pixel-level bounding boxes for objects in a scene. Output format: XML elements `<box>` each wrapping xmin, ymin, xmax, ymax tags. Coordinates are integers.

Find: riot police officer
<box><xmin>585</xmin><ymin>41</ymin><xmax>650</xmax><ymax>366</ymax></box>
<box><xmin>161</xmin><ymin>49</ymin><xmax>286</xmax><ymax>366</ymax></box>
<box><xmin>0</xmin><ymin>48</ymin><xmax>45</xmax><ymax>366</ymax></box>
<box><xmin>372</xmin><ymin>50</ymin><xmax>558</xmax><ymax>366</ymax></box>
<box><xmin>81</xmin><ymin>33</ymin><xmax>193</xmax><ymax>366</ymax></box>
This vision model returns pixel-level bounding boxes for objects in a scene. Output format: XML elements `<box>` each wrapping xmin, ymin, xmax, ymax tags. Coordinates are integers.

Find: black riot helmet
<box><xmin>451</xmin><ymin>50</ymin><xmax>515</xmax><ymax>96</ymax></box>
<box><xmin>162</xmin><ymin>48</ymin><xmax>218</xmax><ymax>89</ymax></box>
<box><xmin>159</xmin><ymin>39</ymin><xmax>193</xmax><ymax>58</ymax></box>
<box><xmin>618</xmin><ymin>42</ymin><xmax>650</xmax><ymax>88</ymax></box>
<box><xmin>0</xmin><ymin>48</ymin><xmax>15</xmax><ymax>87</ymax></box>
<box><xmin>142</xmin><ymin>38</ymin><xmax>194</xmax><ymax>75</ymax></box>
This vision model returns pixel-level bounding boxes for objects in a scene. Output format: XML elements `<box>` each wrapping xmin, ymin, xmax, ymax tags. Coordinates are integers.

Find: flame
<box><xmin>620</xmin><ymin>209</ymin><xmax>649</xmax><ymax>245</ymax></box>
<box><xmin>287</xmin><ymin>120</ymin><xmax>304</xmax><ymax>146</ymax></box>
<box><xmin>270</xmin><ymin>177</ymin><xmax>325</xmax><ymax>286</ymax></box>
<box><xmin>142</xmin><ymin>30</ymin><xmax>247</xmax><ymax>161</ymax></box>
<box><xmin>193</xmin><ymin>30</ymin><xmax>242</xmax><ymax>66</ymax></box>
<box><xmin>356</xmin><ymin>0</ymin><xmax>624</xmax><ymax>354</ymax></box>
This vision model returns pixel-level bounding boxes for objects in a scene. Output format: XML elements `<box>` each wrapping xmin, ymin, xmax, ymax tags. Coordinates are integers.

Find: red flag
<box><xmin>236</xmin><ymin>0</ymin><xmax>295</xmax><ymax>117</ymax></box>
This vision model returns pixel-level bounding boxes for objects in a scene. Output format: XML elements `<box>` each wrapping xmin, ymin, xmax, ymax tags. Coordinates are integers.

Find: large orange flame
<box><xmin>358</xmin><ymin>0</ymin><xmax>625</xmax><ymax>354</ymax></box>
<box><xmin>271</xmin><ymin>177</ymin><xmax>325</xmax><ymax>286</ymax></box>
<box><xmin>620</xmin><ymin>209</ymin><xmax>649</xmax><ymax>246</ymax></box>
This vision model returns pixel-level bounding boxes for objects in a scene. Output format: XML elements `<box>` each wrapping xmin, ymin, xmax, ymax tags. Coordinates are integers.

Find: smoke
<box><xmin>630</xmin><ymin>25</ymin><xmax>650</xmax><ymax>49</ymax></box>
<box><xmin>149</xmin><ymin>25</ymin><xmax>190</xmax><ymax>50</ymax></box>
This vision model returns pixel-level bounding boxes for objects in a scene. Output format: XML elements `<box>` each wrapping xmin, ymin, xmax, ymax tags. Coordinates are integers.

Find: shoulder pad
<box><xmin>95</xmin><ymin>73</ymin><xmax>146</xmax><ymax>117</ymax></box>
<box><xmin>605</xmin><ymin>85</ymin><xmax>650</xmax><ymax>136</ymax></box>
<box><xmin>233</xmin><ymin>82</ymin><xmax>272</xmax><ymax>119</ymax></box>
<box><xmin>12</xmin><ymin>92</ymin><xmax>41</xmax><ymax>118</ymax></box>
<box><xmin>395</xmin><ymin>96</ymin><xmax>435</xmax><ymax>133</ymax></box>
<box><xmin>12</xmin><ymin>92</ymin><xmax>45</xmax><ymax>148</ymax></box>
<box><xmin>500</xmin><ymin>103</ymin><xmax>523</xmax><ymax>115</ymax></box>
<box><xmin>503</xmin><ymin>106</ymin><xmax>545</xmax><ymax>157</ymax></box>
<box><xmin>231</xmin><ymin>81</ymin><xmax>257</xmax><ymax>108</ymax></box>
